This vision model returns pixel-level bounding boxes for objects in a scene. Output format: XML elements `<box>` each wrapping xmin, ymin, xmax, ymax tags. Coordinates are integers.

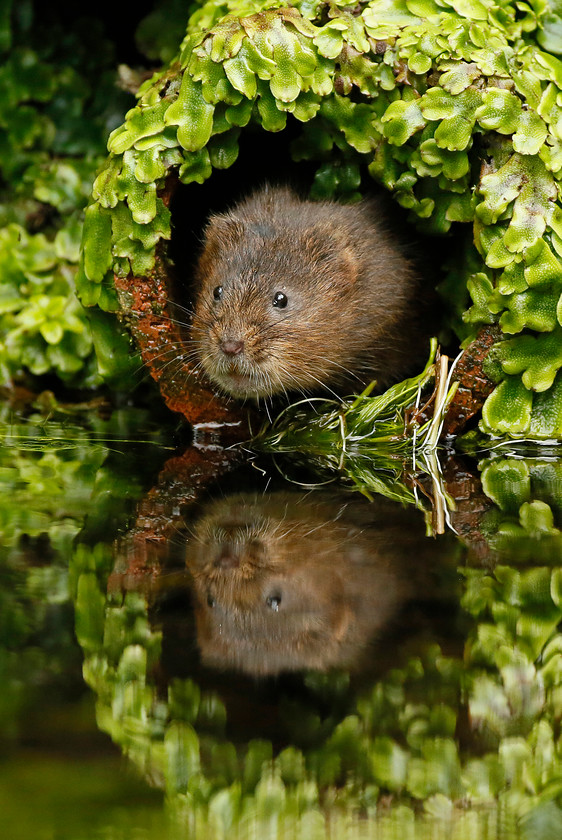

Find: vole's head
<box><xmin>190</xmin><ymin>187</ymin><xmax>375</xmax><ymax>400</ymax></box>
<box><xmin>185</xmin><ymin>492</ymin><xmax>407</xmax><ymax>676</ymax></box>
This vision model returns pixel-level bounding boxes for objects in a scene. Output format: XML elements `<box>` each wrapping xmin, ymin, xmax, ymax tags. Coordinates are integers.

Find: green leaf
<box><xmin>208</xmin><ymin>129</ymin><xmax>240</xmax><ymax>169</ymax></box>
<box><xmin>165</xmin><ymin>74</ymin><xmax>214</xmax><ymax>152</ymax></box>
<box><xmin>439</xmin><ymin>62</ymin><xmax>481</xmax><ymax>94</ymax></box>
<box><xmin>504</xmin><ymin>160</ymin><xmax>557</xmax><ymax>252</ymax></box>
<box><xmin>418</xmin><ymin>139</ymin><xmax>470</xmax><ymax>180</ymax></box>
<box><xmin>420</xmin><ymin>87</ymin><xmax>481</xmax><ymax>151</ymax></box>
<box><xmin>495</xmin><ymin>329</ymin><xmax>562</xmax><ymax>392</ymax></box>
<box><xmin>382</xmin><ymin>98</ymin><xmax>426</xmax><ymax>145</ymax></box>
<box><xmin>209</xmin><ymin>18</ymin><xmax>245</xmax><ymax>62</ymax></box>
<box><xmin>481</xmin><ymin>376</ymin><xmax>533</xmax><ymax>435</ymax></box>
<box><xmin>39</xmin><ymin>321</ymin><xmax>64</xmax><ymax>345</ymax></box>
<box><xmin>134</xmin><ymin>147</ymin><xmax>166</xmax><ymax>183</ymax></box>
<box><xmin>537</xmin><ymin>82</ymin><xmax>562</xmax><ymax>139</ymax></box>
<box><xmin>497</xmin><ymin>261</ymin><xmax>527</xmax><ymax>295</ymax></box>
<box><xmin>529</xmin><ymin>372</ymin><xmax>562</xmax><ymax>438</ymax></box>
<box><xmin>268</xmin><ymin>19</ymin><xmax>308</xmax><ymax>102</ymax></box>
<box><xmin>240</xmin><ymin>38</ymin><xmax>277</xmax><ymax>80</ymax></box>
<box><xmin>512</xmin><ymin>110</ymin><xmax>547</xmax><ymax>156</ymax></box>
<box><xmin>82</xmin><ymin>204</ymin><xmax>113</xmax><ymax>283</ymax></box>
<box><xmin>464</xmin><ymin>272</ymin><xmax>499</xmax><ymax>324</ymax></box>
<box><xmin>408</xmin><ymin>52</ymin><xmax>432</xmax><ymax>75</ymax></box>
<box><xmin>314</xmin><ymin>21</ymin><xmax>346</xmax><ymax>60</ymax></box>
<box><xmin>256</xmin><ymin>81</ymin><xmax>287</xmax><ymax>131</ymax></box>
<box><xmin>524</xmin><ymin>238</ymin><xmax>562</xmax><ymax>288</ymax></box>
<box><xmin>86</xmin><ymin>308</ymin><xmax>136</xmax><ymax>381</ymax></box>
<box><xmin>223</xmin><ymin>52</ymin><xmax>257</xmax><ymax>100</ymax></box>
<box><xmin>178</xmin><ymin>148</ymin><xmax>212</xmax><ymax>184</ymax></box>
<box><xmin>277</xmin><ymin>89</ymin><xmax>321</xmax><ymax>122</ymax></box>
<box><xmin>225</xmin><ymin>96</ymin><xmax>253</xmax><ymax>127</ymax></box>
<box><xmin>478</xmin><ymin>155</ymin><xmax>558</xmax><ymax>253</ymax></box>
<box><xmin>538</xmin><ymin>14</ymin><xmax>562</xmax><ymax>56</ymax></box>
<box><xmin>499</xmin><ymin>287</ymin><xmax>559</xmax><ymax>334</ymax></box>
<box><xmin>190</xmin><ymin>52</ymin><xmax>243</xmax><ymax>106</ymax></box>
<box><xmin>108</xmin><ymin>100</ymin><xmax>168</xmax><ymax>155</ymax></box>
<box><xmin>477</xmin><ymin>157</ymin><xmax>523</xmax><ymax>225</ymax></box>
<box><xmin>449</xmin><ymin>0</ymin><xmax>488</xmax><ymax>19</ymax></box>
<box><xmin>322</xmin><ymin>95</ymin><xmax>379</xmax><ymax>153</ymax></box>
<box><xmin>475</xmin><ymin>88</ymin><xmax>522</xmax><ymax>135</ymax></box>
<box><xmin>125</xmin><ymin>178</ymin><xmax>157</xmax><ymax>226</ymax></box>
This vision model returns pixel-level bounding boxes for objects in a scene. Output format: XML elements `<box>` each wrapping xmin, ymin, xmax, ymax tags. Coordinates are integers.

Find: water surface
<box><xmin>2</xmin><ymin>404</ymin><xmax>562</xmax><ymax>839</ymax></box>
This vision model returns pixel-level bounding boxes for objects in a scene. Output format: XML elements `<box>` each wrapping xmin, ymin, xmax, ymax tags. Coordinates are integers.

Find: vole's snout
<box><xmin>219</xmin><ymin>337</ymin><xmax>244</xmax><ymax>357</ymax></box>
<box><xmin>214</xmin><ymin>546</ymin><xmax>240</xmax><ymax>570</ymax></box>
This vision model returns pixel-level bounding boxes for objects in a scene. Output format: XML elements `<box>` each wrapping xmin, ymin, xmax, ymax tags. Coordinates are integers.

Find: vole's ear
<box><xmin>338</xmin><ymin>245</ymin><xmax>360</xmax><ymax>285</ymax></box>
<box><xmin>247</xmin><ymin>221</ymin><xmax>276</xmax><ymax>239</ymax></box>
<box><xmin>203</xmin><ymin>213</ymin><xmax>245</xmax><ymax>248</ymax></box>
<box><xmin>195</xmin><ymin>214</ymin><xmax>246</xmax><ymax>281</ymax></box>
<box><xmin>308</xmin><ymin>228</ymin><xmax>360</xmax><ymax>285</ymax></box>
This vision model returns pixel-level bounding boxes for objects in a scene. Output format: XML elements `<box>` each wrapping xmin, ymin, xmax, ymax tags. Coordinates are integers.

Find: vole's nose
<box><xmin>220</xmin><ymin>338</ymin><xmax>244</xmax><ymax>356</ymax></box>
<box><xmin>214</xmin><ymin>546</ymin><xmax>240</xmax><ymax>569</ymax></box>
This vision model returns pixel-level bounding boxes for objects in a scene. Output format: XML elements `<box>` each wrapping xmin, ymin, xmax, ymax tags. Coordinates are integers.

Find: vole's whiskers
<box><xmin>127</xmin><ymin>309</ymin><xmax>192</xmax><ymax>331</ymax></box>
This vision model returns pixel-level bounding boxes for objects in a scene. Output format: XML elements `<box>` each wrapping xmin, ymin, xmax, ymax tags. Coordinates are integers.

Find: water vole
<box><xmin>191</xmin><ymin>185</ymin><xmax>428</xmax><ymax>400</ymax></box>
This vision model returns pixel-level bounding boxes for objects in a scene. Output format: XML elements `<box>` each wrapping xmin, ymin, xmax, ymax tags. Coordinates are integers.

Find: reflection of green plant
<box><xmin>0</xmin><ymin>406</ymin><xmax>177</xmax><ymax>838</ymax></box>
<box><xmin>80</xmin><ymin>581</ymin><xmax>471</xmax><ymax>834</ymax></box>
<box><xmin>0</xmin><ymin>406</ymin><xmax>167</xmax><ymax>742</ymax></box>
<box><xmin>458</xmin><ymin>456</ymin><xmax>562</xmax><ymax>830</ymax></box>
<box><xmin>0</xmin><ymin>416</ymin><xmax>104</xmax><ymax>741</ymax></box>
<box><xmin>75</xmin><ymin>452</ymin><xmax>562</xmax><ymax>837</ymax></box>
<box><xmin>479</xmin><ymin>456</ymin><xmax>562</xmax><ymax>560</ymax></box>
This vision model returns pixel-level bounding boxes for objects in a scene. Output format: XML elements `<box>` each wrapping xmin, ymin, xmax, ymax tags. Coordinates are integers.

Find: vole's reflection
<box><xmin>184</xmin><ymin>490</ymin><xmax>441</xmax><ymax>676</ymax></box>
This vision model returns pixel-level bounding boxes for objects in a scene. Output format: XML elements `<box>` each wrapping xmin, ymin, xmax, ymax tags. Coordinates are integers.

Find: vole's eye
<box><xmin>272</xmin><ymin>292</ymin><xmax>288</xmax><ymax>309</ymax></box>
<box><xmin>213</xmin><ymin>286</ymin><xmax>223</xmax><ymax>301</ymax></box>
<box><xmin>266</xmin><ymin>594</ymin><xmax>281</xmax><ymax>611</ymax></box>
<box><xmin>207</xmin><ymin>593</ymin><xmax>216</xmax><ymax>608</ymax></box>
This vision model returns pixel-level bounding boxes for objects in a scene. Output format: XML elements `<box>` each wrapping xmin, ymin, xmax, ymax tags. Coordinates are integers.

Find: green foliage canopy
<box><xmin>77</xmin><ymin>0</ymin><xmax>562</xmax><ymax>439</ymax></box>
<box><xmin>0</xmin><ymin>5</ymin><xmax>134</xmax><ymax>387</ymax></box>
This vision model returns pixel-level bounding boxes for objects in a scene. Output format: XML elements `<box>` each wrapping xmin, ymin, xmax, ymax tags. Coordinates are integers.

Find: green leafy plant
<box><xmin>0</xmin><ymin>5</ymin><xmax>135</xmax><ymax>387</ymax></box>
<box><xmin>253</xmin><ymin>340</ymin><xmax>458</xmax><ymax>510</ymax></box>
<box><xmin>75</xmin><ymin>0</ymin><xmax>562</xmax><ymax>440</ymax></box>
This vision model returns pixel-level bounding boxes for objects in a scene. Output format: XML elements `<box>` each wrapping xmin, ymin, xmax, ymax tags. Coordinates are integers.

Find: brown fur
<box><xmin>191</xmin><ymin>186</ymin><xmax>428</xmax><ymax>400</ymax></box>
<box><xmin>184</xmin><ymin>491</ymin><xmax>431</xmax><ymax>676</ymax></box>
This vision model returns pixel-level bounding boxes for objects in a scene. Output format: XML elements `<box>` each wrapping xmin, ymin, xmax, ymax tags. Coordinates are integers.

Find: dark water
<box><xmin>2</xmin><ymin>404</ymin><xmax>562</xmax><ymax>839</ymax></box>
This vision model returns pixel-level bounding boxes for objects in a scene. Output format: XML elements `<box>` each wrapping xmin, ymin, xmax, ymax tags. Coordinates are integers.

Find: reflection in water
<box><xmin>88</xmin><ymin>449</ymin><xmax>562</xmax><ymax>838</ymax></box>
<box><xmin>6</xmin><ymin>413</ymin><xmax>562</xmax><ymax>839</ymax></box>
<box><xmin>185</xmin><ymin>491</ymin><xmax>442</xmax><ymax>676</ymax></box>
<box><xmin>0</xmin><ymin>408</ymin><xmax>174</xmax><ymax>840</ymax></box>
